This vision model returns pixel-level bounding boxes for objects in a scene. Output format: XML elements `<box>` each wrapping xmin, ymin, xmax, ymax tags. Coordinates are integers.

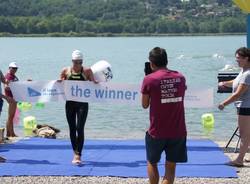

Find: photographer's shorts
<box><xmin>237</xmin><ymin>107</ymin><xmax>250</xmax><ymax>116</ymax></box>
<box><xmin>145</xmin><ymin>132</ymin><xmax>187</xmax><ymax>164</ymax></box>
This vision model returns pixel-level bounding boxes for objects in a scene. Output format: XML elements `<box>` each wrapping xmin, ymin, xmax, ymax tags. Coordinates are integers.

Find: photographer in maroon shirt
<box><xmin>141</xmin><ymin>47</ymin><xmax>187</xmax><ymax>184</ymax></box>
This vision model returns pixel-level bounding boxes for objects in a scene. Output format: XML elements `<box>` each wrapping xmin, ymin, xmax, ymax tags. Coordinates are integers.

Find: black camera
<box><xmin>144</xmin><ymin>62</ymin><xmax>152</xmax><ymax>76</ymax></box>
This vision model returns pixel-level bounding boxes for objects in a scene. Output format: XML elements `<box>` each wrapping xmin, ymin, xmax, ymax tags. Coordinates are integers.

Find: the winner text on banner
<box><xmin>64</xmin><ymin>81</ymin><xmax>140</xmax><ymax>105</ymax></box>
<box><xmin>10</xmin><ymin>80</ymin><xmax>213</xmax><ymax>108</ymax></box>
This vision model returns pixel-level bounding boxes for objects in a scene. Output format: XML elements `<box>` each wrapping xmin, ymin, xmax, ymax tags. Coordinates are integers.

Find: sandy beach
<box><xmin>0</xmin><ymin>141</ymin><xmax>249</xmax><ymax>184</ymax></box>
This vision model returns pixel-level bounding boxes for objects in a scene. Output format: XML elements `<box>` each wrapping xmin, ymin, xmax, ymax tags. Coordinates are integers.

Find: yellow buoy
<box><xmin>23</xmin><ymin>129</ymin><xmax>34</xmax><ymax>137</ymax></box>
<box><xmin>201</xmin><ymin>113</ymin><xmax>214</xmax><ymax>128</ymax></box>
<box><xmin>23</xmin><ymin>116</ymin><xmax>37</xmax><ymax>130</ymax></box>
<box><xmin>17</xmin><ymin>102</ymin><xmax>32</xmax><ymax>111</ymax></box>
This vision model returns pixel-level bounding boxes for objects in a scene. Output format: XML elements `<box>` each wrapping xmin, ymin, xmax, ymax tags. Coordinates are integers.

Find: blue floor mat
<box><xmin>0</xmin><ymin>138</ymin><xmax>237</xmax><ymax>178</ymax></box>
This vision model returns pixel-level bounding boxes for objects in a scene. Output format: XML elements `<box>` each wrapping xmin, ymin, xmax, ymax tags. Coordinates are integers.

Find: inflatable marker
<box><xmin>201</xmin><ymin>113</ymin><xmax>214</xmax><ymax>129</ymax></box>
<box><xmin>91</xmin><ymin>60</ymin><xmax>113</xmax><ymax>82</ymax></box>
<box><xmin>201</xmin><ymin>113</ymin><xmax>214</xmax><ymax>136</ymax></box>
<box><xmin>17</xmin><ymin>102</ymin><xmax>32</xmax><ymax>111</ymax></box>
<box><xmin>17</xmin><ymin>102</ymin><xmax>22</xmax><ymax>109</ymax></box>
<box><xmin>23</xmin><ymin>116</ymin><xmax>37</xmax><ymax>130</ymax></box>
<box><xmin>35</xmin><ymin>102</ymin><xmax>45</xmax><ymax>109</ymax></box>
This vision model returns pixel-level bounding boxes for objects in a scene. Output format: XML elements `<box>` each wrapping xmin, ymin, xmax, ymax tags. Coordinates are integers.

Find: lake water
<box><xmin>0</xmin><ymin>36</ymin><xmax>246</xmax><ymax>140</ymax></box>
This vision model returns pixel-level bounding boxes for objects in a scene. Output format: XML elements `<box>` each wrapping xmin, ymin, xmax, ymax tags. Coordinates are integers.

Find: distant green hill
<box><xmin>0</xmin><ymin>0</ymin><xmax>247</xmax><ymax>35</ymax></box>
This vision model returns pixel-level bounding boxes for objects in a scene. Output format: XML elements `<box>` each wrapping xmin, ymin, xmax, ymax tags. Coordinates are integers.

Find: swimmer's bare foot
<box><xmin>0</xmin><ymin>156</ymin><xmax>6</xmax><ymax>163</ymax></box>
<box><xmin>72</xmin><ymin>154</ymin><xmax>81</xmax><ymax>165</ymax></box>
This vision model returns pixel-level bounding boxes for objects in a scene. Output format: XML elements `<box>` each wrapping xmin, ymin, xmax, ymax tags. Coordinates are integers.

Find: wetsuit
<box><xmin>65</xmin><ymin>67</ymin><xmax>88</xmax><ymax>156</ymax></box>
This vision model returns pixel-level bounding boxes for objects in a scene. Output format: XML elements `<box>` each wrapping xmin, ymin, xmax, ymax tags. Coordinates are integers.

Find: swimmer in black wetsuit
<box><xmin>60</xmin><ymin>50</ymin><xmax>96</xmax><ymax>165</ymax></box>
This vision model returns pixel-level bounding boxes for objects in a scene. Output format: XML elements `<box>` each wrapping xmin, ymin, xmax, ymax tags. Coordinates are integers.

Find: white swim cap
<box><xmin>72</xmin><ymin>50</ymin><xmax>83</xmax><ymax>60</ymax></box>
<box><xmin>9</xmin><ymin>62</ymin><xmax>18</xmax><ymax>68</ymax></box>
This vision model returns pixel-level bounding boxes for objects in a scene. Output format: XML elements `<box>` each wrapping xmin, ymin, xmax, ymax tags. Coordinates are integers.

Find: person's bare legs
<box><xmin>232</xmin><ymin>115</ymin><xmax>250</xmax><ymax>165</ymax></box>
<box><xmin>6</xmin><ymin>102</ymin><xmax>17</xmax><ymax>137</ymax></box>
<box><xmin>162</xmin><ymin>161</ymin><xmax>176</xmax><ymax>184</ymax></box>
<box><xmin>147</xmin><ymin>161</ymin><xmax>159</xmax><ymax>184</ymax></box>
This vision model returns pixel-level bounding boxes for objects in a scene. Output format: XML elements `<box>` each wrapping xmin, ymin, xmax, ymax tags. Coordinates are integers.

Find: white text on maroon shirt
<box><xmin>160</xmin><ymin>78</ymin><xmax>182</xmax><ymax>103</ymax></box>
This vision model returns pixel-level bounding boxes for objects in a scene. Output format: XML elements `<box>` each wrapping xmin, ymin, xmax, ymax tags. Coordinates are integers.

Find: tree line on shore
<box><xmin>0</xmin><ymin>0</ymin><xmax>247</xmax><ymax>35</ymax></box>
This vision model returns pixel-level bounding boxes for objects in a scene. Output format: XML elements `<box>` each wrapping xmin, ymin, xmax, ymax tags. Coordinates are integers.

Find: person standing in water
<box><xmin>60</xmin><ymin>50</ymin><xmax>96</xmax><ymax>165</ymax></box>
<box><xmin>4</xmin><ymin>62</ymin><xmax>19</xmax><ymax>137</ymax></box>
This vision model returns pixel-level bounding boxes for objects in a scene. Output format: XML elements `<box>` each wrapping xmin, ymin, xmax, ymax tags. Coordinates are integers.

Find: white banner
<box><xmin>10</xmin><ymin>81</ymin><xmax>213</xmax><ymax>108</ymax></box>
<box><xmin>185</xmin><ymin>87</ymin><xmax>214</xmax><ymax>108</ymax></box>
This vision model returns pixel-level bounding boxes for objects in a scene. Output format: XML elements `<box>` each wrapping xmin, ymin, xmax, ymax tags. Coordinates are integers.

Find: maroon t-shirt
<box><xmin>5</xmin><ymin>72</ymin><xmax>19</xmax><ymax>97</ymax></box>
<box><xmin>141</xmin><ymin>69</ymin><xmax>187</xmax><ymax>139</ymax></box>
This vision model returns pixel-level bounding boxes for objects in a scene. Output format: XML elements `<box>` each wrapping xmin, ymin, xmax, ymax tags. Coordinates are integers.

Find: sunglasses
<box><xmin>11</xmin><ymin>67</ymin><xmax>18</xmax><ymax>70</ymax></box>
<box><xmin>72</xmin><ymin>60</ymin><xmax>83</xmax><ymax>65</ymax></box>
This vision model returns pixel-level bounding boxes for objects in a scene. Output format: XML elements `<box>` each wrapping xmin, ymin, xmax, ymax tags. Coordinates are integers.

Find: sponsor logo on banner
<box><xmin>40</xmin><ymin>88</ymin><xmax>64</xmax><ymax>96</ymax></box>
<box><xmin>28</xmin><ymin>87</ymin><xmax>41</xmax><ymax>97</ymax></box>
<box><xmin>10</xmin><ymin>81</ymin><xmax>66</xmax><ymax>103</ymax></box>
<box><xmin>27</xmin><ymin>87</ymin><xmax>64</xmax><ymax>98</ymax></box>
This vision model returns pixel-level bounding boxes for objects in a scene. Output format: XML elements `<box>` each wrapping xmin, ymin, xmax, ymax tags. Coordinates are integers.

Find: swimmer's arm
<box><xmin>60</xmin><ymin>67</ymin><xmax>68</xmax><ymax>80</ymax></box>
<box><xmin>142</xmin><ymin>94</ymin><xmax>150</xmax><ymax>109</ymax></box>
<box><xmin>84</xmin><ymin>68</ymin><xmax>98</xmax><ymax>83</ymax></box>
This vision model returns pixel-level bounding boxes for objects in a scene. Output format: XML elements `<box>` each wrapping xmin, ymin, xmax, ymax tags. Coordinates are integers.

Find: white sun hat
<box><xmin>9</xmin><ymin>62</ymin><xmax>18</xmax><ymax>68</ymax></box>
